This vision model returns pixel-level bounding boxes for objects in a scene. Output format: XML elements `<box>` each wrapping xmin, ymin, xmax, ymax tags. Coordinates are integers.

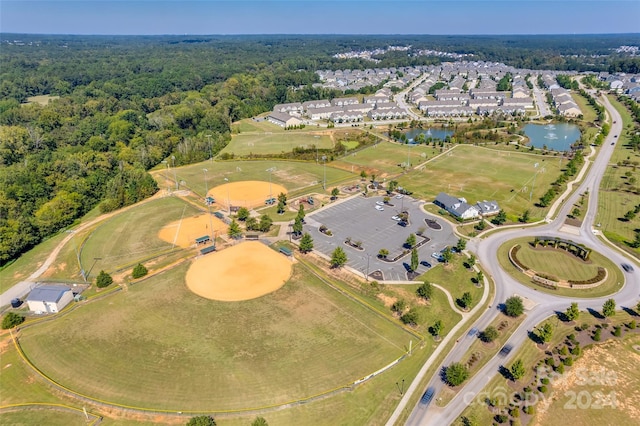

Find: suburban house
<box><xmin>272</xmin><ymin>102</ymin><xmax>304</xmax><ymax>115</ymax></box>
<box><xmin>26</xmin><ymin>285</ymin><xmax>74</xmax><ymax>313</ymax></box>
<box><xmin>331</xmin><ymin>97</ymin><xmax>359</xmax><ymax>107</ymax></box>
<box><xmin>475</xmin><ymin>200</ymin><xmax>500</xmax><ymax>216</ymax></box>
<box><xmin>267</xmin><ymin>112</ymin><xmax>303</xmax><ymax>127</ymax></box>
<box><xmin>434</xmin><ymin>192</ymin><xmax>479</xmax><ymax>220</ymax></box>
<box><xmin>302</xmin><ymin>100</ymin><xmax>331</xmax><ymax>111</ymax></box>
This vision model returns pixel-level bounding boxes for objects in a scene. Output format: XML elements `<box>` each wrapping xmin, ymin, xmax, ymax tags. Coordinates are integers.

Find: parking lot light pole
<box><xmin>363</xmin><ymin>253</ymin><xmax>371</xmax><ymax>282</ymax></box>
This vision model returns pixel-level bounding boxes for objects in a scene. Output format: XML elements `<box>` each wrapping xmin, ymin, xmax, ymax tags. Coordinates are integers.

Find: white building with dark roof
<box><xmin>26</xmin><ymin>285</ymin><xmax>74</xmax><ymax>313</ymax></box>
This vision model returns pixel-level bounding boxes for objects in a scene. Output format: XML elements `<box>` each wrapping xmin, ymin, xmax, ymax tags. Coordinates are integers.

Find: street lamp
<box><xmin>171</xmin><ymin>155</ymin><xmax>178</xmax><ymax>190</ymax></box>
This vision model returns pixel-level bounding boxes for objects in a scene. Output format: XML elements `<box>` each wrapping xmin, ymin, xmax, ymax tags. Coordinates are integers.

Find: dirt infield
<box><xmin>209</xmin><ymin>180</ymin><xmax>287</xmax><ymax>210</ymax></box>
<box><xmin>185</xmin><ymin>241</ymin><xmax>292</xmax><ymax>301</ymax></box>
<box><xmin>158</xmin><ymin>214</ymin><xmax>227</xmax><ymax>248</ymax></box>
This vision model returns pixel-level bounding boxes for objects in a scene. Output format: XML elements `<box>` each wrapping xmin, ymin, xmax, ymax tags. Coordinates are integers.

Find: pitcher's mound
<box><xmin>185</xmin><ymin>241</ymin><xmax>293</xmax><ymax>301</ymax></box>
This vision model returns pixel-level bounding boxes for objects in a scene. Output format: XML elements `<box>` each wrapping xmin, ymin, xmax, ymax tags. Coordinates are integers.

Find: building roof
<box><xmin>26</xmin><ymin>285</ymin><xmax>71</xmax><ymax>303</ymax></box>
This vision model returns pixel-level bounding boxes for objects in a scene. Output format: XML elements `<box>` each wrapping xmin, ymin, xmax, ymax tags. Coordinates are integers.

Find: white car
<box><xmin>395</xmin><ymin>194</ymin><xmax>404</xmax><ymax>199</ymax></box>
<box><xmin>375</xmin><ymin>205</ymin><xmax>384</xmax><ymax>211</ymax></box>
<box><xmin>375</xmin><ymin>201</ymin><xmax>385</xmax><ymax>206</ymax></box>
<box><xmin>391</xmin><ymin>215</ymin><xmax>401</xmax><ymax>221</ymax></box>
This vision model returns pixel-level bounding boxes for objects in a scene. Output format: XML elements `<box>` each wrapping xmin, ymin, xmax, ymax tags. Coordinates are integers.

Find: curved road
<box><xmin>394</xmin><ymin>95</ymin><xmax>639</xmax><ymax>425</ymax></box>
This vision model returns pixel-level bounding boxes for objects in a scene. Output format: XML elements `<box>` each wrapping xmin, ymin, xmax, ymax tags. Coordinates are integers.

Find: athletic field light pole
<box><xmin>202</xmin><ymin>168</ymin><xmax>209</xmax><ymax>199</ymax></box>
<box><xmin>171</xmin><ymin>155</ymin><xmax>178</xmax><ymax>190</ymax></box>
<box><xmin>224</xmin><ymin>177</ymin><xmax>231</xmax><ymax>214</ymax></box>
<box><xmin>85</xmin><ymin>257</ymin><xmax>102</xmax><ymax>282</ymax></box>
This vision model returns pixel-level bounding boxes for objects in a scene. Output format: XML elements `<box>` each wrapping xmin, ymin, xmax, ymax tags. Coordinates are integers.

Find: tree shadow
<box><xmin>587</xmin><ymin>307</ymin><xmax>604</xmax><ymax>320</ymax></box>
<box><xmin>555</xmin><ymin>310</ymin><xmax>570</xmax><ymax>323</ymax></box>
<box><xmin>527</xmin><ymin>329</ymin><xmax>543</xmax><ymax>345</ymax></box>
<box><xmin>622</xmin><ymin>306</ymin><xmax>639</xmax><ymax>317</ymax></box>
<box><xmin>439</xmin><ymin>366</ymin><xmax>448</xmax><ymax>384</ymax></box>
<box><xmin>498</xmin><ymin>365</ymin><xmax>512</xmax><ymax>380</ymax></box>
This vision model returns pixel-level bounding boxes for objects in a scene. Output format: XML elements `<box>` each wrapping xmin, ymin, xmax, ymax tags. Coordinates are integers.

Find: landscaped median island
<box><xmin>498</xmin><ymin>237</ymin><xmax>623</xmax><ymax>298</ymax></box>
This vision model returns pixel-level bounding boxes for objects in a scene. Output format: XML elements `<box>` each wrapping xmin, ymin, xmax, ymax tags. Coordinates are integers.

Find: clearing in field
<box><xmin>209</xmin><ymin>180</ymin><xmax>287</xmax><ymax>209</ymax></box>
<box><xmin>186</xmin><ymin>241</ymin><xmax>292</xmax><ymax>301</ymax></box>
<box><xmin>222</xmin><ymin>131</ymin><xmax>333</xmax><ymax>156</ymax></box>
<box><xmin>158</xmin><ymin>213</ymin><xmax>227</xmax><ymax>249</ymax></box>
<box><xmin>18</xmin><ymin>262</ymin><xmax>411</xmax><ymax>411</ymax></box>
<box><xmin>21</xmin><ymin>94</ymin><xmax>60</xmax><ymax>106</ymax></box>
<box><xmin>398</xmin><ymin>145</ymin><xmax>563</xmax><ymax>217</ymax></box>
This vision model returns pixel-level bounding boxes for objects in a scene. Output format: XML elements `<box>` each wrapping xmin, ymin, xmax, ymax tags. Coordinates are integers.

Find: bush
<box><xmin>580</xmin><ymin>323</ymin><xmax>590</xmax><ymax>331</ymax></box>
<box><xmin>571</xmin><ymin>346</ymin><xmax>582</xmax><ymax>356</ymax></box>
<box><xmin>186</xmin><ymin>416</ymin><xmax>216</xmax><ymax>426</ymax></box>
<box><xmin>400</xmin><ymin>308</ymin><xmax>420</xmax><ymax>326</ymax></box>
<box><xmin>2</xmin><ymin>312</ymin><xmax>25</xmax><ymax>329</ymax></box>
<box><xmin>391</xmin><ymin>299</ymin><xmax>407</xmax><ymax>314</ymax></box>
<box><xmin>556</xmin><ymin>363</ymin><xmax>565</xmax><ymax>374</ymax></box>
<box><xmin>510</xmin><ymin>408</ymin><xmax>520</xmax><ymax>418</ymax></box>
<box><xmin>480</xmin><ymin>326</ymin><xmax>499</xmax><ymax>343</ymax></box>
<box><xmin>539</xmin><ymin>385</ymin><xmax>548</xmax><ymax>394</ymax></box>
<box><xmin>593</xmin><ymin>328</ymin><xmax>601</xmax><ymax>341</ymax></box>
<box><xmin>95</xmin><ymin>270</ymin><xmax>113</xmax><ymax>288</ymax></box>
<box><xmin>524</xmin><ymin>405</ymin><xmax>535</xmax><ymax>415</ymax></box>
<box><xmin>563</xmin><ymin>356</ymin><xmax>574</xmax><ymax>366</ymax></box>
<box><xmin>445</xmin><ymin>362</ymin><xmax>469</xmax><ymax>386</ymax></box>
<box><xmin>629</xmin><ymin>320</ymin><xmax>637</xmax><ymax>329</ymax></box>
<box><xmin>613</xmin><ymin>326</ymin><xmax>622</xmax><ymax>337</ymax></box>
<box><xmin>132</xmin><ymin>263</ymin><xmax>148</xmax><ymax>279</ymax></box>
<box><xmin>495</xmin><ymin>414</ymin><xmax>508</xmax><ymax>424</ymax></box>
<box><xmin>504</xmin><ymin>296</ymin><xmax>524</xmax><ymax>317</ymax></box>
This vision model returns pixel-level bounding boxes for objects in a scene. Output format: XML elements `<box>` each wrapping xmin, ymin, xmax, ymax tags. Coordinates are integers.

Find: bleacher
<box><xmin>279</xmin><ymin>246</ymin><xmax>293</xmax><ymax>256</ymax></box>
<box><xmin>200</xmin><ymin>245</ymin><xmax>216</xmax><ymax>255</ymax></box>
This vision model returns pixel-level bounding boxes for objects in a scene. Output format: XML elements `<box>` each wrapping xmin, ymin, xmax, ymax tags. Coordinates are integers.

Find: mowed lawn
<box><xmin>398</xmin><ymin>145</ymin><xmax>563</xmax><ymax>218</ymax></box>
<box><xmin>166</xmin><ymin>159</ymin><xmax>356</xmax><ymax>198</ymax></box>
<box><xmin>333</xmin><ymin>141</ymin><xmax>441</xmax><ymax>177</ymax></box>
<box><xmin>80</xmin><ymin>197</ymin><xmax>199</xmax><ymax>274</ymax></box>
<box><xmin>597</xmin><ymin>96</ymin><xmax>640</xmax><ymax>254</ymax></box>
<box><xmin>418</xmin><ymin>254</ymin><xmax>483</xmax><ymax>310</ymax></box>
<box><xmin>221</xmin><ymin>132</ymin><xmax>334</xmax><ymax>156</ymax></box>
<box><xmin>18</xmin><ymin>262</ymin><xmax>412</xmax><ymax>411</ymax></box>
<box><xmin>515</xmin><ymin>244</ymin><xmax>600</xmax><ymax>281</ymax></box>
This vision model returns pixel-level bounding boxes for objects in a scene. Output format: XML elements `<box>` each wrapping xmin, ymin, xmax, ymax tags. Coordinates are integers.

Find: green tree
<box><xmin>277</xmin><ymin>192</ymin><xmax>287</xmax><ymax>205</ymax></box>
<box><xmin>430</xmin><ymin>319</ymin><xmax>443</xmax><ymax>338</ymax></box>
<box><xmin>519</xmin><ymin>209</ymin><xmax>530</xmax><ymax>223</ymax></box>
<box><xmin>245</xmin><ymin>217</ymin><xmax>258</xmax><ymax>231</ymax></box>
<box><xmin>228</xmin><ymin>219</ymin><xmax>242</xmax><ymax>239</ymax></box>
<box><xmin>388</xmin><ymin>180</ymin><xmax>398</xmax><ymax>193</ymax></box>
<box><xmin>299</xmin><ymin>233</ymin><xmax>314</xmax><ymax>253</ymax></box>
<box><xmin>132</xmin><ymin>263</ymin><xmax>148</xmax><ymax>279</ymax></box>
<box><xmin>492</xmin><ymin>210</ymin><xmax>507</xmax><ymax>225</ymax></box>
<box><xmin>2</xmin><ymin>312</ymin><xmax>25</xmax><ymax>329</ymax></box>
<box><xmin>480</xmin><ymin>326</ymin><xmax>499</xmax><ymax>343</ymax></box>
<box><xmin>186</xmin><ymin>416</ymin><xmax>216</xmax><ymax>426</ymax></box>
<box><xmin>410</xmin><ymin>248</ymin><xmax>419</xmax><ymax>272</ymax></box>
<box><xmin>236</xmin><ymin>207</ymin><xmax>250</xmax><ymax>221</ymax></box>
<box><xmin>276</xmin><ymin>200</ymin><xmax>286</xmax><ymax>214</ymax></box>
<box><xmin>458</xmin><ymin>292</ymin><xmax>472</xmax><ymax>309</ymax></box>
<box><xmin>405</xmin><ymin>233</ymin><xmax>417</xmax><ymax>248</ymax></box>
<box><xmin>475</xmin><ymin>219</ymin><xmax>486</xmax><ymax>231</ymax></box>
<box><xmin>416</xmin><ymin>281</ymin><xmax>433</xmax><ymax>300</ymax></box>
<box><xmin>96</xmin><ymin>270</ymin><xmax>113</xmax><ymax>288</ymax></box>
<box><xmin>538</xmin><ymin>323</ymin><xmax>553</xmax><ymax>343</ymax></box>
<box><xmin>330</xmin><ymin>246</ymin><xmax>347</xmax><ymax>268</ymax></box>
<box><xmin>292</xmin><ymin>216</ymin><xmax>303</xmax><ymax>235</ymax></box>
<box><xmin>330</xmin><ymin>187</ymin><xmax>340</xmax><ymax>200</ymax></box>
<box><xmin>391</xmin><ymin>299</ymin><xmax>406</xmax><ymax>314</ymax></box>
<box><xmin>475</xmin><ymin>271</ymin><xmax>484</xmax><ymax>284</ymax></box>
<box><xmin>602</xmin><ymin>298</ymin><xmax>616</xmax><ymax>318</ymax></box>
<box><xmin>441</xmin><ymin>247</ymin><xmax>453</xmax><ymax>264</ymax></box>
<box><xmin>378</xmin><ymin>248</ymin><xmax>389</xmax><ymax>258</ymax></box>
<box><xmin>565</xmin><ymin>302</ymin><xmax>580</xmax><ymax>321</ymax></box>
<box><xmin>510</xmin><ymin>359</ymin><xmax>526</xmax><ymax>381</ymax></box>
<box><xmin>456</xmin><ymin>238</ymin><xmax>467</xmax><ymax>252</ymax></box>
<box><xmin>400</xmin><ymin>307</ymin><xmax>420</xmax><ymax>325</ymax></box>
<box><xmin>445</xmin><ymin>362</ymin><xmax>469</xmax><ymax>386</ymax></box>
<box><xmin>259</xmin><ymin>214</ymin><xmax>273</xmax><ymax>232</ymax></box>
<box><xmin>466</xmin><ymin>255</ymin><xmax>476</xmax><ymax>268</ymax></box>
<box><xmin>251</xmin><ymin>417</ymin><xmax>268</xmax><ymax>426</ymax></box>
<box><xmin>296</xmin><ymin>204</ymin><xmax>305</xmax><ymax>222</ymax></box>
<box><xmin>504</xmin><ymin>296</ymin><xmax>524</xmax><ymax>317</ymax></box>
<box><xmin>360</xmin><ymin>170</ymin><xmax>367</xmax><ymax>180</ymax></box>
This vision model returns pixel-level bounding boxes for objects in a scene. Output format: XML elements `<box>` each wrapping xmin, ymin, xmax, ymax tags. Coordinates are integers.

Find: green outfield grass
<box><xmin>418</xmin><ymin>253</ymin><xmax>483</xmax><ymax>311</ymax></box>
<box><xmin>398</xmin><ymin>145</ymin><xmax>564</xmax><ymax>219</ymax></box>
<box><xmin>498</xmin><ymin>237</ymin><xmax>623</xmax><ymax>298</ymax></box>
<box><xmin>597</xmin><ymin>96</ymin><xmax>640</xmax><ymax>256</ymax></box>
<box><xmin>0</xmin><ymin>409</ymin><xmax>92</xmax><ymax>426</ymax></box>
<box><xmin>18</xmin><ymin>262</ymin><xmax>414</xmax><ymax>412</ymax></box>
<box><xmin>515</xmin><ymin>243</ymin><xmax>601</xmax><ymax>282</ymax></box>
<box><xmin>221</xmin><ymin>131</ymin><xmax>334</xmax><ymax>156</ymax></box>
<box><xmin>166</xmin><ymin>159</ymin><xmax>356</xmax><ymax>199</ymax></box>
<box><xmin>79</xmin><ymin>197</ymin><xmax>199</xmax><ymax>276</ymax></box>
<box><xmin>232</xmin><ymin>117</ymin><xmax>284</xmax><ymax>133</ymax></box>
<box><xmin>332</xmin><ymin>141</ymin><xmax>441</xmax><ymax>177</ymax></box>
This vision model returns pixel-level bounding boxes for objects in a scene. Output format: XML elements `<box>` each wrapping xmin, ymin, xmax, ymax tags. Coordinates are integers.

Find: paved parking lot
<box><xmin>303</xmin><ymin>194</ymin><xmax>458</xmax><ymax>282</ymax></box>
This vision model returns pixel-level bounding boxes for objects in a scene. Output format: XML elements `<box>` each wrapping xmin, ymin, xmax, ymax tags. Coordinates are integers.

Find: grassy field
<box><xmin>597</xmin><ymin>96</ymin><xmax>640</xmax><ymax>256</ymax></box>
<box><xmin>515</xmin><ymin>243</ymin><xmax>602</xmax><ymax>282</ymax></box>
<box><xmin>21</xmin><ymin>94</ymin><xmax>59</xmax><ymax>106</ymax></box>
<box><xmin>498</xmin><ymin>237</ymin><xmax>624</xmax><ymax>298</ymax></box>
<box><xmin>79</xmin><ymin>197</ymin><xmax>199</xmax><ymax>276</ymax></box>
<box><xmin>161</xmin><ymin>159</ymin><xmax>357</xmax><ymax>200</ymax></box>
<box><xmin>221</xmin><ymin>131</ymin><xmax>334</xmax><ymax>156</ymax></box>
<box><xmin>398</xmin><ymin>145</ymin><xmax>564</xmax><ymax>220</ymax></box>
<box><xmin>454</xmin><ymin>311</ymin><xmax>639</xmax><ymax>426</ymax></box>
<box><xmin>18</xmin><ymin>262</ymin><xmax>413</xmax><ymax>412</ymax></box>
<box><xmin>332</xmin><ymin>141</ymin><xmax>442</xmax><ymax>177</ymax></box>
<box><xmin>0</xmin><ymin>409</ymin><xmax>93</xmax><ymax>426</ymax></box>
<box><xmin>418</xmin><ymin>253</ymin><xmax>483</xmax><ymax>310</ymax></box>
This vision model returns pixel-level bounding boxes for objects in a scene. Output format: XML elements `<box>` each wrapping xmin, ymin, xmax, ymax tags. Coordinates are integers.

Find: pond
<box><xmin>523</xmin><ymin>123</ymin><xmax>581</xmax><ymax>151</ymax></box>
<box><xmin>405</xmin><ymin>128</ymin><xmax>454</xmax><ymax>143</ymax></box>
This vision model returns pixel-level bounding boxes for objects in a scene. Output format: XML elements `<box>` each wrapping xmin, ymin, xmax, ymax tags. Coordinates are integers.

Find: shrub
<box><xmin>563</xmin><ymin>357</ymin><xmax>574</xmax><ymax>366</ymax></box>
<box><xmin>593</xmin><ymin>328</ymin><xmax>602</xmax><ymax>341</ymax></box>
<box><xmin>132</xmin><ymin>263</ymin><xmax>148</xmax><ymax>279</ymax></box>
<box><xmin>186</xmin><ymin>416</ymin><xmax>216</xmax><ymax>426</ymax></box>
<box><xmin>541</xmin><ymin>377</ymin><xmax>549</xmax><ymax>385</ymax></box>
<box><xmin>510</xmin><ymin>408</ymin><xmax>520</xmax><ymax>418</ymax></box>
<box><xmin>613</xmin><ymin>326</ymin><xmax>622</xmax><ymax>337</ymax></box>
<box><xmin>539</xmin><ymin>385</ymin><xmax>548</xmax><ymax>394</ymax></box>
<box><xmin>524</xmin><ymin>405</ymin><xmax>535</xmax><ymax>415</ymax></box>
<box><xmin>504</xmin><ymin>296</ymin><xmax>524</xmax><ymax>317</ymax></box>
<box><xmin>480</xmin><ymin>326</ymin><xmax>499</xmax><ymax>343</ymax></box>
<box><xmin>445</xmin><ymin>362</ymin><xmax>469</xmax><ymax>386</ymax></box>
<box><xmin>495</xmin><ymin>414</ymin><xmax>508</xmax><ymax>424</ymax></box>
<box><xmin>571</xmin><ymin>346</ymin><xmax>582</xmax><ymax>356</ymax></box>
<box><xmin>400</xmin><ymin>308</ymin><xmax>420</xmax><ymax>326</ymax></box>
<box><xmin>629</xmin><ymin>320</ymin><xmax>637</xmax><ymax>329</ymax></box>
<box><xmin>580</xmin><ymin>323</ymin><xmax>590</xmax><ymax>331</ymax></box>
<box><xmin>391</xmin><ymin>299</ymin><xmax>407</xmax><ymax>314</ymax></box>
<box><xmin>2</xmin><ymin>312</ymin><xmax>25</xmax><ymax>329</ymax></box>
<box><xmin>556</xmin><ymin>363</ymin><xmax>565</xmax><ymax>374</ymax></box>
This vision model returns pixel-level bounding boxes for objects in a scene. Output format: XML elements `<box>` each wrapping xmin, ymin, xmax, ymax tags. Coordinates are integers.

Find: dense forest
<box><xmin>1</xmin><ymin>33</ymin><xmax>639</xmax><ymax>266</ymax></box>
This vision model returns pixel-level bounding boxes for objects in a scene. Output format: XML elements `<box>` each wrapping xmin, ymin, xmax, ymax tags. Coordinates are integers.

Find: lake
<box><xmin>523</xmin><ymin>123</ymin><xmax>581</xmax><ymax>151</ymax></box>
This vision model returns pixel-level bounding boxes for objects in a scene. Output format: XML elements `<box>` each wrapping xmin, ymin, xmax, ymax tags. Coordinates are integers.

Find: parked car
<box><xmin>375</xmin><ymin>201</ymin><xmax>385</xmax><ymax>206</ymax></box>
<box><xmin>398</xmin><ymin>221</ymin><xmax>407</xmax><ymax>227</ymax></box>
<box><xmin>375</xmin><ymin>205</ymin><xmax>384</xmax><ymax>211</ymax></box>
<box><xmin>395</xmin><ymin>194</ymin><xmax>404</xmax><ymax>199</ymax></box>
<box><xmin>391</xmin><ymin>215</ymin><xmax>401</xmax><ymax>221</ymax></box>
<box><xmin>431</xmin><ymin>252</ymin><xmax>443</xmax><ymax>261</ymax></box>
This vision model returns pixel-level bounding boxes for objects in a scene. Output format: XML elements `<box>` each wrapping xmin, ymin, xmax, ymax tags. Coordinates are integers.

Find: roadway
<box><xmin>396</xmin><ymin>95</ymin><xmax>639</xmax><ymax>425</ymax></box>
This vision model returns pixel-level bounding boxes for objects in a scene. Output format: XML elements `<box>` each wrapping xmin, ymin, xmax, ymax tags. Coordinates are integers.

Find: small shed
<box><xmin>26</xmin><ymin>285</ymin><xmax>73</xmax><ymax>313</ymax></box>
